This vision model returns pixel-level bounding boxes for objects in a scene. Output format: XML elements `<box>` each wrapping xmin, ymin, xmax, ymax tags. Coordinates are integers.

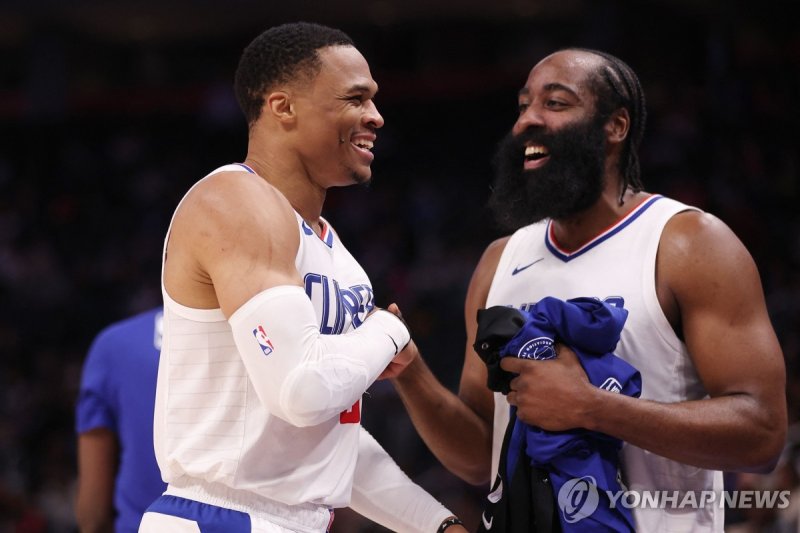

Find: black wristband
<box><xmin>437</xmin><ymin>516</ymin><xmax>463</xmax><ymax>533</ymax></box>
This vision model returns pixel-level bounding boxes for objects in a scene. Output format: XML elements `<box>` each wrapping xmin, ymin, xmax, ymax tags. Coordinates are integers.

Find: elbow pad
<box><xmin>229</xmin><ymin>286</ymin><xmax>408</xmax><ymax>426</ymax></box>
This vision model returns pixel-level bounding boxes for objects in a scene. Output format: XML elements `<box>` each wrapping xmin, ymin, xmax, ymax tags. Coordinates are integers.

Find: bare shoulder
<box><xmin>661</xmin><ymin>209</ymin><xmax>744</xmax><ymax>256</ymax></box>
<box><xmin>484</xmin><ymin>235</ymin><xmax>512</xmax><ymax>258</ymax></box>
<box><xmin>173</xmin><ymin>171</ymin><xmax>298</xmax><ymax>252</ymax></box>
<box><xmin>469</xmin><ymin>236</ymin><xmax>511</xmax><ymax>290</ymax></box>
<box><xmin>165</xmin><ymin>170</ymin><xmax>302</xmax><ymax>314</ymax></box>
<box><xmin>659</xmin><ymin>210</ymin><xmax>759</xmax><ymax>298</ymax></box>
<box><xmin>465</xmin><ymin>235</ymin><xmax>511</xmax><ymax>318</ymax></box>
<box><xmin>182</xmin><ymin>171</ymin><xmax>293</xmax><ymax>227</ymax></box>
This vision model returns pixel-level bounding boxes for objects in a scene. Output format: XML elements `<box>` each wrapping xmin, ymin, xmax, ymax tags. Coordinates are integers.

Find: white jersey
<box><xmin>486</xmin><ymin>195</ymin><xmax>724</xmax><ymax>532</ymax></box>
<box><xmin>154</xmin><ymin>164</ymin><xmax>374</xmax><ymax>509</ymax></box>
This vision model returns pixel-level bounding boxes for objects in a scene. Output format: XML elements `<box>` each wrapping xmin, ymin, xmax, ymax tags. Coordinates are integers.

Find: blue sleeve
<box><xmin>75</xmin><ymin>329</ymin><xmax>118</xmax><ymax>434</ymax></box>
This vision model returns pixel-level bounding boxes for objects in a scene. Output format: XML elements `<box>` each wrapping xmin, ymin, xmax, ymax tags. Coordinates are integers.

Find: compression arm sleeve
<box><xmin>228</xmin><ymin>285</ymin><xmax>409</xmax><ymax>427</ymax></box>
<box><xmin>350</xmin><ymin>427</ymin><xmax>453</xmax><ymax>533</ymax></box>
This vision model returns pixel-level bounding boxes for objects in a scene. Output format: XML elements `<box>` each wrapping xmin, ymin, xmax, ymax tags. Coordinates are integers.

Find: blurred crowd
<box><xmin>1</xmin><ymin>3</ymin><xmax>798</xmax><ymax>531</ymax></box>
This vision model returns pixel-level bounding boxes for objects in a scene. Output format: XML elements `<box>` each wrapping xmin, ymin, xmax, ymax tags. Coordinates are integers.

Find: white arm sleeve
<box><xmin>228</xmin><ymin>285</ymin><xmax>409</xmax><ymax>427</ymax></box>
<box><xmin>350</xmin><ymin>427</ymin><xmax>453</xmax><ymax>533</ymax></box>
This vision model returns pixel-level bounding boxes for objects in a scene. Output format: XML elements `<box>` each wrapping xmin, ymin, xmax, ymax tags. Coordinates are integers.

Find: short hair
<box><xmin>234</xmin><ymin>22</ymin><xmax>354</xmax><ymax>126</ymax></box>
<box><xmin>565</xmin><ymin>48</ymin><xmax>647</xmax><ymax>201</ymax></box>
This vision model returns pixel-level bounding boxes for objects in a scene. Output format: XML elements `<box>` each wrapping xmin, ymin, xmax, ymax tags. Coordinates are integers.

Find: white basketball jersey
<box><xmin>154</xmin><ymin>164</ymin><xmax>373</xmax><ymax>509</ymax></box>
<box><xmin>486</xmin><ymin>195</ymin><xmax>724</xmax><ymax>532</ymax></box>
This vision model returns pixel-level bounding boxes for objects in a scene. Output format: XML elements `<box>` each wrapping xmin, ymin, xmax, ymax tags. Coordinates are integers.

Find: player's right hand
<box><xmin>377</xmin><ymin>303</ymin><xmax>418</xmax><ymax>379</ymax></box>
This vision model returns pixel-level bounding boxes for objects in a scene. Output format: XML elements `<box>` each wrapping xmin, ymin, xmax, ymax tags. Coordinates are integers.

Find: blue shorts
<box><xmin>139</xmin><ymin>494</ymin><xmax>334</xmax><ymax>533</ymax></box>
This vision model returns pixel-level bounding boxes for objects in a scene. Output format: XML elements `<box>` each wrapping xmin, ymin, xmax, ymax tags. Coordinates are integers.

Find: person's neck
<box><xmin>242</xmin><ymin>153</ymin><xmax>327</xmax><ymax>234</ymax></box>
<box><xmin>549</xmin><ymin>189</ymin><xmax>650</xmax><ymax>252</ymax></box>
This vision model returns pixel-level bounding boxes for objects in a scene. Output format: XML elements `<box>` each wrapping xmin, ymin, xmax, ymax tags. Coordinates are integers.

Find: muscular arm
<box><xmin>503</xmin><ymin>212</ymin><xmax>787</xmax><ymax>472</ymax></box>
<box><xmin>391</xmin><ymin>238</ymin><xmax>509</xmax><ymax>485</ymax></box>
<box><xmin>165</xmin><ymin>172</ymin><xmax>408</xmax><ymax>427</ymax></box>
<box><xmin>75</xmin><ymin>429</ymin><xmax>117</xmax><ymax>533</ymax></box>
<box><xmin>167</xmin><ymin>171</ymin><xmax>304</xmax><ymax>314</ymax></box>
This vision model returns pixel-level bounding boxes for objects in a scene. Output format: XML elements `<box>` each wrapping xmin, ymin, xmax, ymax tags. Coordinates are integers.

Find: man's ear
<box><xmin>265</xmin><ymin>91</ymin><xmax>296</xmax><ymax>123</ymax></box>
<box><xmin>606</xmin><ymin>107</ymin><xmax>630</xmax><ymax>145</ymax></box>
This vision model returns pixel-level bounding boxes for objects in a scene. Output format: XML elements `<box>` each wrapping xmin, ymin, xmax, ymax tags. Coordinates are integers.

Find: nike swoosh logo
<box><xmin>488</xmin><ymin>478</ymin><xmax>503</xmax><ymax>503</ymax></box>
<box><xmin>511</xmin><ymin>257</ymin><xmax>544</xmax><ymax>276</ymax></box>
<box><xmin>481</xmin><ymin>512</ymin><xmax>493</xmax><ymax>530</ymax></box>
<box><xmin>386</xmin><ymin>334</ymin><xmax>399</xmax><ymax>354</ymax></box>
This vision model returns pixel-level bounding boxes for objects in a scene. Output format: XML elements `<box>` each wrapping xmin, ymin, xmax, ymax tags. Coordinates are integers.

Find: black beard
<box><xmin>488</xmin><ymin>114</ymin><xmax>608</xmax><ymax>231</ymax></box>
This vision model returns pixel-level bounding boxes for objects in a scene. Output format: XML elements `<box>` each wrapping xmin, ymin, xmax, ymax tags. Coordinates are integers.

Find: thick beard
<box><xmin>488</xmin><ymin>114</ymin><xmax>608</xmax><ymax>232</ymax></box>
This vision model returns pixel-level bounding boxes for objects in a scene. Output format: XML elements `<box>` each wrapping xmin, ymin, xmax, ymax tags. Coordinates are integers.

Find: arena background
<box><xmin>1</xmin><ymin>0</ymin><xmax>798</xmax><ymax>530</ymax></box>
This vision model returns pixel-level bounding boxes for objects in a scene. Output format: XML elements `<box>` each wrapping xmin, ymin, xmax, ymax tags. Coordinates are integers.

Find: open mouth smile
<box><xmin>524</xmin><ymin>144</ymin><xmax>550</xmax><ymax>170</ymax></box>
<box><xmin>350</xmin><ymin>136</ymin><xmax>375</xmax><ymax>162</ymax></box>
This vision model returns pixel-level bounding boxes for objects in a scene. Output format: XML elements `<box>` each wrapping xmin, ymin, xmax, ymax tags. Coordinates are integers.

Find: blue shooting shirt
<box><xmin>501</xmin><ymin>297</ymin><xmax>641</xmax><ymax>532</ymax></box>
<box><xmin>76</xmin><ymin>307</ymin><xmax>167</xmax><ymax>533</ymax></box>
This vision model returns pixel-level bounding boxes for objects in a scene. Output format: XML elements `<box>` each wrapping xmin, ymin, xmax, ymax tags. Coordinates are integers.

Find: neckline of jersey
<box><xmin>545</xmin><ymin>194</ymin><xmax>663</xmax><ymax>262</ymax></box>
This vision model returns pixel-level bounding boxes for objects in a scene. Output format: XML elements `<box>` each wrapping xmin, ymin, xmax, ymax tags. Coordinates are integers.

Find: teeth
<box><xmin>525</xmin><ymin>145</ymin><xmax>547</xmax><ymax>156</ymax></box>
<box><xmin>354</xmin><ymin>140</ymin><xmax>374</xmax><ymax>150</ymax></box>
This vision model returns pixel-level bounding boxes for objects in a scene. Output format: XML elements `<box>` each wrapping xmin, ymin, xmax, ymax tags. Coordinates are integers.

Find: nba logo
<box><xmin>253</xmin><ymin>325</ymin><xmax>274</xmax><ymax>356</ymax></box>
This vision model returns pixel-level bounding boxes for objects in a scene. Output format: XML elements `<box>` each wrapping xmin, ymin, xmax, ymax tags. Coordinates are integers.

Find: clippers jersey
<box><xmin>154</xmin><ymin>164</ymin><xmax>375</xmax><ymax>509</ymax></box>
<box><xmin>486</xmin><ymin>195</ymin><xmax>724</xmax><ymax>532</ymax></box>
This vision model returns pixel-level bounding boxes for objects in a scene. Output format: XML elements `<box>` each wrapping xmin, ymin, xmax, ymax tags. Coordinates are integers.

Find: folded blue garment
<box><xmin>501</xmin><ymin>297</ymin><xmax>641</xmax><ymax>532</ymax></box>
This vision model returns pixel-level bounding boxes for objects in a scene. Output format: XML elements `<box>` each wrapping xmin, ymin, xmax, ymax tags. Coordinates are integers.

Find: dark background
<box><xmin>1</xmin><ymin>0</ymin><xmax>798</xmax><ymax>531</ymax></box>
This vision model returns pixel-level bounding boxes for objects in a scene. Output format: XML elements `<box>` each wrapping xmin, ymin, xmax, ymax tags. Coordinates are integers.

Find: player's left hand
<box><xmin>500</xmin><ymin>344</ymin><xmax>595</xmax><ymax>431</ymax></box>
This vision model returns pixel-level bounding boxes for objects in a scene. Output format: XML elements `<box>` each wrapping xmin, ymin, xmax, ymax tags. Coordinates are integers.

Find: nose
<box><xmin>512</xmin><ymin>104</ymin><xmax>544</xmax><ymax>137</ymax></box>
<box><xmin>363</xmin><ymin>99</ymin><xmax>384</xmax><ymax>129</ymax></box>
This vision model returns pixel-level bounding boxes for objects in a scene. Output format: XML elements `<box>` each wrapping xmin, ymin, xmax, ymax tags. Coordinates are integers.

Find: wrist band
<box><xmin>437</xmin><ymin>516</ymin><xmax>463</xmax><ymax>533</ymax></box>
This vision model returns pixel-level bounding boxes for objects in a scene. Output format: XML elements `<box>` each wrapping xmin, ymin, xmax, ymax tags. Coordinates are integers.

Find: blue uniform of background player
<box><xmin>75</xmin><ymin>307</ymin><xmax>166</xmax><ymax>532</ymax></box>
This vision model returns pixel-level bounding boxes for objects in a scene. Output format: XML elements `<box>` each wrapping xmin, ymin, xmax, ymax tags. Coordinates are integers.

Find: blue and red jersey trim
<box><xmin>545</xmin><ymin>194</ymin><xmax>662</xmax><ymax>262</ymax></box>
<box><xmin>233</xmin><ymin>162</ymin><xmax>335</xmax><ymax>249</ymax></box>
<box><xmin>235</xmin><ymin>162</ymin><xmax>256</xmax><ymax>174</ymax></box>
<box><xmin>301</xmin><ymin>220</ymin><xmax>335</xmax><ymax>248</ymax></box>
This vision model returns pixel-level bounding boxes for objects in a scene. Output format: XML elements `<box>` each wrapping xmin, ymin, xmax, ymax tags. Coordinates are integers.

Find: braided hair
<box><xmin>234</xmin><ymin>22</ymin><xmax>354</xmax><ymax>126</ymax></box>
<box><xmin>566</xmin><ymin>48</ymin><xmax>647</xmax><ymax>203</ymax></box>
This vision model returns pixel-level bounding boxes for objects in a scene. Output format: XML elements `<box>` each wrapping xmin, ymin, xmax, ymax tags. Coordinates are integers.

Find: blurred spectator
<box><xmin>74</xmin><ymin>307</ymin><xmax>166</xmax><ymax>532</ymax></box>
